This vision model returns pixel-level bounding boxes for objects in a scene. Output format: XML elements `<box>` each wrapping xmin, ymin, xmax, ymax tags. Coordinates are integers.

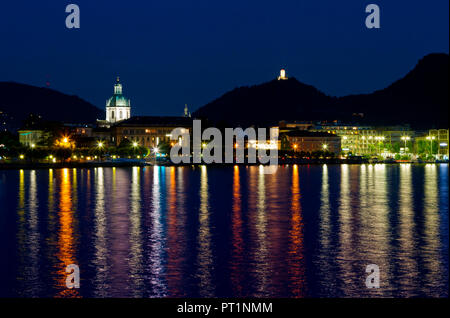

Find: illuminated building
<box><xmin>284</xmin><ymin>130</ymin><xmax>341</xmax><ymax>154</ymax></box>
<box><xmin>246</xmin><ymin>126</ymin><xmax>280</xmax><ymax>150</ymax></box>
<box><xmin>18</xmin><ymin>129</ymin><xmax>48</xmax><ymax>147</ymax></box>
<box><xmin>415</xmin><ymin>129</ymin><xmax>449</xmax><ymax>159</ymax></box>
<box><xmin>112</xmin><ymin>116</ymin><xmax>192</xmax><ymax>148</ymax></box>
<box><xmin>279</xmin><ymin>121</ymin><xmax>313</xmax><ymax>131</ymax></box>
<box><xmin>432</xmin><ymin>129</ymin><xmax>449</xmax><ymax>159</ymax></box>
<box><xmin>105</xmin><ymin>77</ymin><xmax>131</xmax><ymax>124</ymax></box>
<box><xmin>311</xmin><ymin>124</ymin><xmax>415</xmax><ymax>156</ymax></box>
<box><xmin>278</xmin><ymin>69</ymin><xmax>288</xmax><ymax>80</ymax></box>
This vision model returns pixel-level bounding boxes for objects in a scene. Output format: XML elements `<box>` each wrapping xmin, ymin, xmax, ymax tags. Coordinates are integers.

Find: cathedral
<box><xmin>105</xmin><ymin>77</ymin><xmax>131</xmax><ymax>124</ymax></box>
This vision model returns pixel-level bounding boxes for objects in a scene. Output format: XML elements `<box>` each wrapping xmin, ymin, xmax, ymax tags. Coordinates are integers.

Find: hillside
<box><xmin>193</xmin><ymin>53</ymin><xmax>449</xmax><ymax>129</ymax></box>
<box><xmin>194</xmin><ymin>78</ymin><xmax>340</xmax><ymax>127</ymax></box>
<box><xmin>337</xmin><ymin>53</ymin><xmax>449</xmax><ymax>129</ymax></box>
<box><xmin>0</xmin><ymin>82</ymin><xmax>104</xmax><ymax>131</ymax></box>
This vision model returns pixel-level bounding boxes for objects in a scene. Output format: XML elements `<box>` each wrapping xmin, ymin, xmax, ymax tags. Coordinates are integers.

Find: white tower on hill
<box><xmin>278</xmin><ymin>69</ymin><xmax>288</xmax><ymax>80</ymax></box>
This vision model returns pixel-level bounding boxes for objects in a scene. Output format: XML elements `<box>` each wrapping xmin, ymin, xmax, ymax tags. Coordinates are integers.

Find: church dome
<box><xmin>107</xmin><ymin>94</ymin><xmax>130</xmax><ymax>107</ymax></box>
<box><xmin>106</xmin><ymin>77</ymin><xmax>131</xmax><ymax>107</ymax></box>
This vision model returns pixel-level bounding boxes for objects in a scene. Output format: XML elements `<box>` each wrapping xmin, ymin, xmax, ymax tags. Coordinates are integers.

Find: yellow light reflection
<box><xmin>93</xmin><ymin>167</ymin><xmax>107</xmax><ymax>296</ymax></box>
<box><xmin>288</xmin><ymin>164</ymin><xmax>305</xmax><ymax>297</ymax></box>
<box><xmin>197</xmin><ymin>166</ymin><xmax>214</xmax><ymax>296</ymax></box>
<box><xmin>129</xmin><ymin>167</ymin><xmax>144</xmax><ymax>296</ymax></box>
<box><xmin>422</xmin><ymin>164</ymin><xmax>443</xmax><ymax>296</ymax></box>
<box><xmin>56</xmin><ymin>168</ymin><xmax>80</xmax><ymax>297</ymax></box>
<box><xmin>166</xmin><ymin>167</ymin><xmax>185</xmax><ymax>296</ymax></box>
<box><xmin>397</xmin><ymin>164</ymin><xmax>417</xmax><ymax>295</ymax></box>
<box><xmin>230</xmin><ymin>165</ymin><xmax>244</xmax><ymax>296</ymax></box>
<box><xmin>149</xmin><ymin>166</ymin><xmax>166</xmax><ymax>296</ymax></box>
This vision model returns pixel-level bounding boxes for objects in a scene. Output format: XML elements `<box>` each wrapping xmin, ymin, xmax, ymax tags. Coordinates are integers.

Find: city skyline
<box><xmin>0</xmin><ymin>1</ymin><xmax>448</xmax><ymax>305</ymax></box>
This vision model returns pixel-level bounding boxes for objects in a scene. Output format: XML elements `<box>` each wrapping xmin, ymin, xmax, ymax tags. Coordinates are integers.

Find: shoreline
<box><xmin>1</xmin><ymin>159</ymin><xmax>446</xmax><ymax>171</ymax></box>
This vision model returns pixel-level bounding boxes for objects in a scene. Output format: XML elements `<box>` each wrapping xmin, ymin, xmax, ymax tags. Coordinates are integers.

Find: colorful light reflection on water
<box><xmin>0</xmin><ymin>164</ymin><xmax>448</xmax><ymax>297</ymax></box>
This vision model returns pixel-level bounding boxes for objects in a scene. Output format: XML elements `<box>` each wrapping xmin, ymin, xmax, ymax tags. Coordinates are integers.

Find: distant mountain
<box><xmin>0</xmin><ymin>82</ymin><xmax>104</xmax><ymax>131</ymax></box>
<box><xmin>193</xmin><ymin>53</ymin><xmax>449</xmax><ymax>129</ymax></box>
<box><xmin>194</xmin><ymin>77</ymin><xmax>338</xmax><ymax>127</ymax></box>
<box><xmin>337</xmin><ymin>53</ymin><xmax>449</xmax><ymax>129</ymax></box>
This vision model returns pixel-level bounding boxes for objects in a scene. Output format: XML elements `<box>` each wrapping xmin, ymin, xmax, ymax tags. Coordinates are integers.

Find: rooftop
<box><xmin>113</xmin><ymin>116</ymin><xmax>193</xmax><ymax>127</ymax></box>
<box><xmin>285</xmin><ymin>130</ymin><xmax>339</xmax><ymax>138</ymax></box>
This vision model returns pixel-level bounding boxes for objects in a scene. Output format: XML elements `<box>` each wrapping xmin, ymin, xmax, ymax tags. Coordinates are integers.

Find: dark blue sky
<box><xmin>0</xmin><ymin>1</ymin><xmax>448</xmax><ymax>116</ymax></box>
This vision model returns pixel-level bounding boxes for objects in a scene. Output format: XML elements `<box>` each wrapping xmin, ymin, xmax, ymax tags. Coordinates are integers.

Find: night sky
<box><xmin>0</xmin><ymin>1</ymin><xmax>448</xmax><ymax>116</ymax></box>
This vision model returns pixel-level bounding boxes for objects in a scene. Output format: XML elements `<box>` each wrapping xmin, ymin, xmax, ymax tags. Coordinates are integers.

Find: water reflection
<box><xmin>56</xmin><ymin>168</ymin><xmax>80</xmax><ymax>297</ymax></box>
<box><xmin>16</xmin><ymin>170</ymin><xmax>41</xmax><ymax>296</ymax></box>
<box><xmin>15</xmin><ymin>170</ymin><xmax>26</xmax><ymax>295</ymax></box>
<box><xmin>336</xmin><ymin>164</ymin><xmax>354</xmax><ymax>295</ymax></box>
<box><xmin>28</xmin><ymin>171</ymin><xmax>40</xmax><ymax>296</ymax></box>
<box><xmin>148</xmin><ymin>166</ymin><xmax>166</xmax><ymax>296</ymax></box>
<box><xmin>396</xmin><ymin>164</ymin><xmax>417</xmax><ymax>296</ymax></box>
<box><xmin>287</xmin><ymin>164</ymin><xmax>305</xmax><ymax>297</ymax></box>
<box><xmin>249</xmin><ymin>166</ymin><xmax>269</xmax><ymax>297</ymax></box>
<box><xmin>196</xmin><ymin>166</ymin><xmax>214</xmax><ymax>296</ymax></box>
<box><xmin>1</xmin><ymin>165</ymin><xmax>448</xmax><ymax>298</ymax></box>
<box><xmin>316</xmin><ymin>164</ymin><xmax>334</xmax><ymax>296</ymax></box>
<box><xmin>230</xmin><ymin>166</ymin><xmax>244</xmax><ymax>296</ymax></box>
<box><xmin>422</xmin><ymin>164</ymin><xmax>443</xmax><ymax>296</ymax></box>
<box><xmin>108</xmin><ymin>168</ymin><xmax>131</xmax><ymax>297</ymax></box>
<box><xmin>93</xmin><ymin>167</ymin><xmax>108</xmax><ymax>296</ymax></box>
<box><xmin>129</xmin><ymin>167</ymin><xmax>144</xmax><ymax>296</ymax></box>
<box><xmin>166</xmin><ymin>167</ymin><xmax>187</xmax><ymax>296</ymax></box>
<box><xmin>358</xmin><ymin>164</ymin><xmax>391</xmax><ymax>296</ymax></box>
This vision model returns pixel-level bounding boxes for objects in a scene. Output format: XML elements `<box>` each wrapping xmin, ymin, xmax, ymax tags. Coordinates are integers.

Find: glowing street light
<box><xmin>322</xmin><ymin>144</ymin><xmax>328</xmax><ymax>150</ymax></box>
<box><xmin>97</xmin><ymin>141</ymin><xmax>104</xmax><ymax>148</ymax></box>
<box><xmin>426</xmin><ymin>135</ymin><xmax>436</xmax><ymax>156</ymax></box>
<box><xmin>401</xmin><ymin>136</ymin><xmax>410</xmax><ymax>153</ymax></box>
<box><xmin>375</xmin><ymin>136</ymin><xmax>385</xmax><ymax>154</ymax></box>
<box><xmin>132</xmin><ymin>141</ymin><xmax>138</xmax><ymax>148</ymax></box>
<box><xmin>152</xmin><ymin>147</ymin><xmax>159</xmax><ymax>164</ymax></box>
<box><xmin>30</xmin><ymin>143</ymin><xmax>36</xmax><ymax>149</ymax></box>
<box><xmin>56</xmin><ymin>136</ymin><xmax>72</xmax><ymax>148</ymax></box>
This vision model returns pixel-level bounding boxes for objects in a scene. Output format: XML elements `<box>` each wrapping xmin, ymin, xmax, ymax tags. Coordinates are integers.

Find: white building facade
<box><xmin>106</xmin><ymin>77</ymin><xmax>131</xmax><ymax>124</ymax></box>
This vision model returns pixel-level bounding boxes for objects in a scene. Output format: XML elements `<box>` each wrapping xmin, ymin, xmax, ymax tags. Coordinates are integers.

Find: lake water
<box><xmin>0</xmin><ymin>164</ymin><xmax>448</xmax><ymax>298</ymax></box>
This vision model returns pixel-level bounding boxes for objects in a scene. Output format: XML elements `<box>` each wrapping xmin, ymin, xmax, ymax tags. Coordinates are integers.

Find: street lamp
<box><xmin>153</xmin><ymin>147</ymin><xmax>159</xmax><ymax>165</ymax></box>
<box><xmin>426</xmin><ymin>135</ymin><xmax>436</xmax><ymax>156</ymax></box>
<box><xmin>375</xmin><ymin>136</ymin><xmax>385</xmax><ymax>155</ymax></box>
<box><xmin>401</xmin><ymin>136</ymin><xmax>410</xmax><ymax>154</ymax></box>
<box><xmin>97</xmin><ymin>141</ymin><xmax>104</xmax><ymax>161</ymax></box>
